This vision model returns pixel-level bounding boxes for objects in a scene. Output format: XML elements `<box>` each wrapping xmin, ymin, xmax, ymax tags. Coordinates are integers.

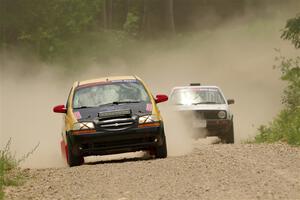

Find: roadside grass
<box><xmin>255</xmin><ymin>107</ymin><xmax>300</xmax><ymax>146</ymax></box>
<box><xmin>0</xmin><ymin>139</ymin><xmax>39</xmax><ymax>200</ymax></box>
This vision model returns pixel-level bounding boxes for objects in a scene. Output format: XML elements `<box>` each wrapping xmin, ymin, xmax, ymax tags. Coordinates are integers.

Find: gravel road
<box><xmin>5</xmin><ymin>143</ymin><xmax>300</xmax><ymax>200</ymax></box>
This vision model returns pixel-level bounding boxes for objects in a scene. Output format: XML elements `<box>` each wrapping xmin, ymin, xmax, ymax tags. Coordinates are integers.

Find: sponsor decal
<box><xmin>74</xmin><ymin>111</ymin><xmax>82</xmax><ymax>119</ymax></box>
<box><xmin>146</xmin><ymin>103</ymin><xmax>153</xmax><ymax>111</ymax></box>
<box><xmin>76</xmin><ymin>81</ymin><xmax>109</xmax><ymax>89</ymax></box>
<box><xmin>189</xmin><ymin>88</ymin><xmax>218</xmax><ymax>91</ymax></box>
<box><xmin>76</xmin><ymin>79</ymin><xmax>137</xmax><ymax>89</ymax></box>
<box><xmin>199</xmin><ymin>88</ymin><xmax>218</xmax><ymax>91</ymax></box>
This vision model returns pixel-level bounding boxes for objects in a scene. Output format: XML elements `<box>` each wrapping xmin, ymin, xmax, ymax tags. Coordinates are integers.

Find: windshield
<box><xmin>171</xmin><ymin>88</ymin><xmax>226</xmax><ymax>105</ymax></box>
<box><xmin>73</xmin><ymin>81</ymin><xmax>151</xmax><ymax>108</ymax></box>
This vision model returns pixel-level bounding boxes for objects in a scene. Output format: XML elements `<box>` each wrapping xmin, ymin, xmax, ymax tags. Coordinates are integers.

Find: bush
<box><xmin>255</xmin><ymin>14</ymin><xmax>300</xmax><ymax>146</ymax></box>
<box><xmin>0</xmin><ymin>139</ymin><xmax>38</xmax><ymax>200</ymax></box>
<box><xmin>276</xmin><ymin>55</ymin><xmax>300</xmax><ymax>109</ymax></box>
<box><xmin>281</xmin><ymin>14</ymin><xmax>300</xmax><ymax>49</ymax></box>
<box><xmin>256</xmin><ymin>108</ymin><xmax>300</xmax><ymax>146</ymax></box>
<box><xmin>0</xmin><ymin>139</ymin><xmax>18</xmax><ymax>200</ymax></box>
<box><xmin>255</xmin><ymin>54</ymin><xmax>300</xmax><ymax>146</ymax></box>
<box><xmin>255</xmin><ymin>56</ymin><xmax>300</xmax><ymax>146</ymax></box>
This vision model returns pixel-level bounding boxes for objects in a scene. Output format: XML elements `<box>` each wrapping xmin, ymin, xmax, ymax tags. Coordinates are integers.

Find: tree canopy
<box><xmin>0</xmin><ymin>0</ymin><xmax>297</xmax><ymax>60</ymax></box>
<box><xmin>281</xmin><ymin>15</ymin><xmax>300</xmax><ymax>49</ymax></box>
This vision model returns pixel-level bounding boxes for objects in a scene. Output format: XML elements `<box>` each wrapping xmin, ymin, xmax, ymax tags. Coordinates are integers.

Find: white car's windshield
<box><xmin>73</xmin><ymin>81</ymin><xmax>150</xmax><ymax>108</ymax></box>
<box><xmin>171</xmin><ymin>88</ymin><xmax>226</xmax><ymax>105</ymax></box>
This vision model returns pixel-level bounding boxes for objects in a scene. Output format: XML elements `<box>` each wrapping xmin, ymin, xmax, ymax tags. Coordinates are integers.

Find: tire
<box><xmin>66</xmin><ymin>135</ymin><xmax>84</xmax><ymax>167</ymax></box>
<box><xmin>155</xmin><ymin>132</ymin><xmax>168</xmax><ymax>159</ymax></box>
<box><xmin>224</xmin><ymin>123</ymin><xmax>234</xmax><ymax>144</ymax></box>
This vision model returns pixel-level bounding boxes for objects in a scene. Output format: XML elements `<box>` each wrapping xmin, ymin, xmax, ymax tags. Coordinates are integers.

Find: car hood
<box><xmin>174</xmin><ymin>104</ymin><xmax>228</xmax><ymax>111</ymax></box>
<box><xmin>72</xmin><ymin>102</ymin><xmax>152</xmax><ymax>121</ymax></box>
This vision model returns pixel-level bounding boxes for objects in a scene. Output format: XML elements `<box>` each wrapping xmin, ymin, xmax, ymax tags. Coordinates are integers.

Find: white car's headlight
<box><xmin>218</xmin><ymin>111</ymin><xmax>226</xmax><ymax>119</ymax></box>
<box><xmin>72</xmin><ymin>122</ymin><xmax>95</xmax><ymax>131</ymax></box>
<box><xmin>139</xmin><ymin>115</ymin><xmax>160</xmax><ymax>124</ymax></box>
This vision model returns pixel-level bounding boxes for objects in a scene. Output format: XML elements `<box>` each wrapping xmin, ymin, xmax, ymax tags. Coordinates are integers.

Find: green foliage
<box><xmin>1</xmin><ymin>0</ymin><xmax>296</xmax><ymax>61</ymax></box>
<box><xmin>255</xmin><ymin>56</ymin><xmax>300</xmax><ymax>146</ymax></box>
<box><xmin>255</xmin><ymin>55</ymin><xmax>300</xmax><ymax>146</ymax></box>
<box><xmin>51</xmin><ymin>29</ymin><xmax>133</xmax><ymax>66</ymax></box>
<box><xmin>1</xmin><ymin>0</ymin><xmax>103</xmax><ymax>60</ymax></box>
<box><xmin>123</xmin><ymin>12</ymin><xmax>140</xmax><ymax>36</ymax></box>
<box><xmin>281</xmin><ymin>14</ymin><xmax>300</xmax><ymax>49</ymax></box>
<box><xmin>256</xmin><ymin>108</ymin><xmax>300</xmax><ymax>146</ymax></box>
<box><xmin>0</xmin><ymin>139</ymin><xmax>18</xmax><ymax>200</ymax></box>
<box><xmin>275</xmin><ymin>55</ymin><xmax>300</xmax><ymax>109</ymax></box>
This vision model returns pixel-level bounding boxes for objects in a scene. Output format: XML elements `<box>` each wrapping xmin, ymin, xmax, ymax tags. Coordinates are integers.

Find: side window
<box><xmin>66</xmin><ymin>87</ymin><xmax>73</xmax><ymax>108</ymax></box>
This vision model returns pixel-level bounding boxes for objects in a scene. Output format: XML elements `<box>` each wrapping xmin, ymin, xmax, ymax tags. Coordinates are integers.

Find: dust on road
<box><xmin>5</xmin><ymin>143</ymin><xmax>300</xmax><ymax>200</ymax></box>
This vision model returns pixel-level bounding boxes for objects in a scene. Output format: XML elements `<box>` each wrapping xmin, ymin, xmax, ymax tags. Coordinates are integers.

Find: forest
<box><xmin>0</xmin><ymin>0</ymin><xmax>299</xmax><ymax>145</ymax></box>
<box><xmin>1</xmin><ymin>0</ymin><xmax>297</xmax><ymax>61</ymax></box>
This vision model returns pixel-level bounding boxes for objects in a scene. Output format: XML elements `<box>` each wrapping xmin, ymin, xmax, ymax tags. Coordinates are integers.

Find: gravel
<box><xmin>5</xmin><ymin>143</ymin><xmax>300</xmax><ymax>200</ymax></box>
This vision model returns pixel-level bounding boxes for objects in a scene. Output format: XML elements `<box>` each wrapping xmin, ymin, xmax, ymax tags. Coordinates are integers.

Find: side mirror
<box><xmin>227</xmin><ymin>99</ymin><xmax>235</xmax><ymax>105</ymax></box>
<box><xmin>155</xmin><ymin>94</ymin><xmax>168</xmax><ymax>104</ymax></box>
<box><xmin>53</xmin><ymin>105</ymin><xmax>67</xmax><ymax>113</ymax></box>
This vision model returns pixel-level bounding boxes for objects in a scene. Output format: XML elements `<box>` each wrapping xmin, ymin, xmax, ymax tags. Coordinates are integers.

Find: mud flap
<box><xmin>60</xmin><ymin>140</ymin><xmax>68</xmax><ymax>162</ymax></box>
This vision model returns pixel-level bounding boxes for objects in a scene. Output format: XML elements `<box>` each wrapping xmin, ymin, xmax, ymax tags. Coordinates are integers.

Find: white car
<box><xmin>169</xmin><ymin>84</ymin><xmax>235</xmax><ymax>143</ymax></box>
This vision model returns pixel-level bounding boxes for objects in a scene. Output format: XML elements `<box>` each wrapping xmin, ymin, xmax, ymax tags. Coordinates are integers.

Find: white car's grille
<box><xmin>195</xmin><ymin>110</ymin><xmax>227</xmax><ymax>119</ymax></box>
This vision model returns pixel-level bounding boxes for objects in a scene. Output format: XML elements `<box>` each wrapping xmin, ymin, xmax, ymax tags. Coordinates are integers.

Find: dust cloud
<box><xmin>0</xmin><ymin>3</ymin><xmax>299</xmax><ymax>168</ymax></box>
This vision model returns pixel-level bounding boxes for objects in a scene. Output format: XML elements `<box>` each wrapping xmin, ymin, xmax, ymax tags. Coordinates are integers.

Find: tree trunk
<box><xmin>117</xmin><ymin>0</ymin><xmax>129</xmax><ymax>30</ymax></box>
<box><xmin>0</xmin><ymin>1</ymin><xmax>7</xmax><ymax>49</ymax></box>
<box><xmin>103</xmin><ymin>0</ymin><xmax>108</xmax><ymax>28</ymax></box>
<box><xmin>141</xmin><ymin>0</ymin><xmax>150</xmax><ymax>36</ymax></box>
<box><xmin>107</xmin><ymin>0</ymin><xmax>113</xmax><ymax>29</ymax></box>
<box><xmin>124</xmin><ymin>0</ymin><xmax>129</xmax><ymax>20</ymax></box>
<box><xmin>142</xmin><ymin>0</ymin><xmax>175</xmax><ymax>38</ymax></box>
<box><xmin>164</xmin><ymin>0</ymin><xmax>175</xmax><ymax>34</ymax></box>
<box><xmin>103</xmin><ymin>0</ymin><xmax>113</xmax><ymax>29</ymax></box>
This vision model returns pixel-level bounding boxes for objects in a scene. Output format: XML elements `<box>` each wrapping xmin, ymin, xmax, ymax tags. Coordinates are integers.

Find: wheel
<box><xmin>155</xmin><ymin>132</ymin><xmax>168</xmax><ymax>158</ymax></box>
<box><xmin>66</xmin><ymin>135</ymin><xmax>84</xmax><ymax>167</ymax></box>
<box><xmin>223</xmin><ymin>123</ymin><xmax>234</xmax><ymax>144</ymax></box>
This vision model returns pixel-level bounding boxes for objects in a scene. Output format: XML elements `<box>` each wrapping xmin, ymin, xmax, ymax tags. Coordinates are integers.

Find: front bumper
<box><xmin>68</xmin><ymin>126</ymin><xmax>163</xmax><ymax>156</ymax></box>
<box><xmin>206</xmin><ymin>119</ymin><xmax>232</xmax><ymax>131</ymax></box>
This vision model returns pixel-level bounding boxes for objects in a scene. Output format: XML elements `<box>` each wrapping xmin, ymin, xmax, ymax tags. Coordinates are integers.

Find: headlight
<box><xmin>218</xmin><ymin>111</ymin><xmax>226</xmax><ymax>119</ymax></box>
<box><xmin>139</xmin><ymin>115</ymin><xmax>160</xmax><ymax>124</ymax></box>
<box><xmin>138</xmin><ymin>115</ymin><xmax>160</xmax><ymax>128</ymax></box>
<box><xmin>72</xmin><ymin>122</ymin><xmax>96</xmax><ymax>135</ymax></box>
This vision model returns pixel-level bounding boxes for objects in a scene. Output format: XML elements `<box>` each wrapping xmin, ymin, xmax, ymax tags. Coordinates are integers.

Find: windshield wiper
<box><xmin>97</xmin><ymin>101</ymin><xmax>141</xmax><ymax>107</ymax></box>
<box><xmin>73</xmin><ymin>106</ymin><xmax>96</xmax><ymax>109</ymax></box>
<box><xmin>112</xmin><ymin>100</ymin><xmax>141</xmax><ymax>104</ymax></box>
<box><xmin>192</xmin><ymin>102</ymin><xmax>218</xmax><ymax>105</ymax></box>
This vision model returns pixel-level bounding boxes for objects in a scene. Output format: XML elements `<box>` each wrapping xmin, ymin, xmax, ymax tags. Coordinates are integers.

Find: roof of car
<box><xmin>76</xmin><ymin>76</ymin><xmax>138</xmax><ymax>86</ymax></box>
